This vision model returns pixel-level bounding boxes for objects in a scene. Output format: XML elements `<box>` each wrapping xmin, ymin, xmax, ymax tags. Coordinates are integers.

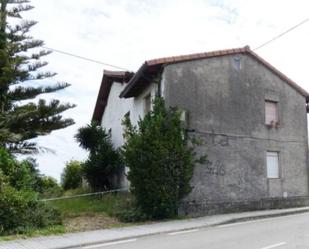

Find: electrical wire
<box><xmin>42</xmin><ymin>17</ymin><xmax>309</xmax><ymax>71</ymax></box>
<box><xmin>42</xmin><ymin>46</ymin><xmax>131</xmax><ymax>71</ymax></box>
<box><xmin>254</xmin><ymin>17</ymin><xmax>309</xmax><ymax>50</ymax></box>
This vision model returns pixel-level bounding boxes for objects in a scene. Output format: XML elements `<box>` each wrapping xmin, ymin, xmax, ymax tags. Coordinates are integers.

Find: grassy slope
<box><xmin>0</xmin><ymin>191</ymin><xmax>135</xmax><ymax>241</ymax></box>
<box><xmin>49</xmin><ymin>192</ymin><xmax>133</xmax><ymax>216</ymax></box>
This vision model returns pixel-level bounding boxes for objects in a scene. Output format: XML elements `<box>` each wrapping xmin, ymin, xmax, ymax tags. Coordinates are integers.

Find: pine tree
<box><xmin>0</xmin><ymin>0</ymin><xmax>76</xmax><ymax>153</ymax></box>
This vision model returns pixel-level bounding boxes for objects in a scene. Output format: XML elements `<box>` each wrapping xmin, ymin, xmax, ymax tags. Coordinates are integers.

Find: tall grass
<box><xmin>47</xmin><ymin>192</ymin><xmax>134</xmax><ymax>218</ymax></box>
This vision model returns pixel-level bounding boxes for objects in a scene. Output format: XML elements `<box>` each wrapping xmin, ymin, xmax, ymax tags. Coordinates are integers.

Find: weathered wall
<box><xmin>179</xmin><ymin>196</ymin><xmax>309</xmax><ymax>217</ymax></box>
<box><xmin>163</xmin><ymin>54</ymin><xmax>308</xmax><ymax>211</ymax></box>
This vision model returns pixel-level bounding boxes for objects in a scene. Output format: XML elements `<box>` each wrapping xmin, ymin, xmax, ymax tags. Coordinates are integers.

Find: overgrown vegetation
<box><xmin>36</xmin><ymin>175</ymin><xmax>63</xmax><ymax>199</ymax></box>
<box><xmin>122</xmin><ymin>97</ymin><xmax>204</xmax><ymax>219</ymax></box>
<box><xmin>50</xmin><ymin>192</ymin><xmax>133</xmax><ymax>218</ymax></box>
<box><xmin>61</xmin><ymin>160</ymin><xmax>83</xmax><ymax>190</ymax></box>
<box><xmin>45</xmin><ymin>191</ymin><xmax>141</xmax><ymax>233</ymax></box>
<box><xmin>0</xmin><ymin>0</ymin><xmax>75</xmax><ymax>154</ymax></box>
<box><xmin>0</xmin><ymin>148</ymin><xmax>61</xmax><ymax>236</ymax></box>
<box><xmin>75</xmin><ymin>123</ymin><xmax>122</xmax><ymax>191</ymax></box>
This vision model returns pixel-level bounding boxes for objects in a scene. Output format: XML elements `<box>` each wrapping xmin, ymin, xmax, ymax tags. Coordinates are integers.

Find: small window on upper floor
<box><xmin>144</xmin><ymin>94</ymin><xmax>151</xmax><ymax>114</ymax></box>
<box><xmin>265</xmin><ymin>100</ymin><xmax>278</xmax><ymax>126</ymax></box>
<box><xmin>233</xmin><ymin>57</ymin><xmax>241</xmax><ymax>70</ymax></box>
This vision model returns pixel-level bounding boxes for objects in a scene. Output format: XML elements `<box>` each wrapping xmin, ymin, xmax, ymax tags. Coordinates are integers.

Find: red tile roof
<box><xmin>119</xmin><ymin>46</ymin><xmax>309</xmax><ymax>99</ymax></box>
<box><xmin>92</xmin><ymin>70</ymin><xmax>133</xmax><ymax>123</ymax></box>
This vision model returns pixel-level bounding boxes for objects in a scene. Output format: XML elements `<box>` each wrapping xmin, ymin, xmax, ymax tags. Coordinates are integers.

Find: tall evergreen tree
<box><xmin>0</xmin><ymin>0</ymin><xmax>75</xmax><ymax>153</ymax></box>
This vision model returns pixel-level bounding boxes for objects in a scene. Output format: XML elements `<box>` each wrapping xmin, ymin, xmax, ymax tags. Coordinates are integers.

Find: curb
<box><xmin>215</xmin><ymin>208</ymin><xmax>309</xmax><ymax>226</ymax></box>
<box><xmin>56</xmin><ymin>208</ymin><xmax>309</xmax><ymax>249</ymax></box>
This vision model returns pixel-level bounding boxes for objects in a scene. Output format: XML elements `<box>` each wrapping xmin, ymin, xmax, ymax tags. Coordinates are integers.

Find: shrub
<box><xmin>115</xmin><ymin>208</ymin><xmax>148</xmax><ymax>223</ymax></box>
<box><xmin>0</xmin><ymin>149</ymin><xmax>62</xmax><ymax>235</ymax></box>
<box><xmin>61</xmin><ymin>160</ymin><xmax>83</xmax><ymax>190</ymax></box>
<box><xmin>0</xmin><ymin>184</ymin><xmax>61</xmax><ymax>235</ymax></box>
<box><xmin>82</xmin><ymin>151</ymin><xmax>122</xmax><ymax>191</ymax></box>
<box><xmin>122</xmin><ymin>97</ymin><xmax>204</xmax><ymax>219</ymax></box>
<box><xmin>37</xmin><ymin>176</ymin><xmax>64</xmax><ymax>198</ymax></box>
<box><xmin>75</xmin><ymin>123</ymin><xmax>122</xmax><ymax>191</ymax></box>
<box><xmin>0</xmin><ymin>148</ymin><xmax>35</xmax><ymax>191</ymax></box>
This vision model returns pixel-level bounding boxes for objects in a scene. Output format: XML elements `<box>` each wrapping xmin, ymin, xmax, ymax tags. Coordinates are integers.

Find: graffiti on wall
<box><xmin>205</xmin><ymin>160</ymin><xmax>225</xmax><ymax>176</ymax></box>
<box><xmin>197</xmin><ymin>131</ymin><xmax>229</xmax><ymax>147</ymax></box>
<box><xmin>192</xmin><ymin>131</ymin><xmax>228</xmax><ymax>176</ymax></box>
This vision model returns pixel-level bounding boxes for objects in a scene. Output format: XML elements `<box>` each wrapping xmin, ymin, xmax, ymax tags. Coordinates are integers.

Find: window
<box><xmin>265</xmin><ymin>101</ymin><xmax>278</xmax><ymax>125</ymax></box>
<box><xmin>233</xmin><ymin>57</ymin><xmax>241</xmax><ymax>70</ymax></box>
<box><xmin>144</xmin><ymin>94</ymin><xmax>151</xmax><ymax>114</ymax></box>
<box><xmin>266</xmin><ymin>151</ymin><xmax>279</xmax><ymax>178</ymax></box>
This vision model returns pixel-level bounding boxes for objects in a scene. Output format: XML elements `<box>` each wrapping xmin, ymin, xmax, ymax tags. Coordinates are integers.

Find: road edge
<box><xmin>60</xmin><ymin>208</ymin><xmax>309</xmax><ymax>249</ymax></box>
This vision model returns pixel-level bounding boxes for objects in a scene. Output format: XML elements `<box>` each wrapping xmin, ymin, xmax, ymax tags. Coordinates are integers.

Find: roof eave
<box><xmin>92</xmin><ymin>70</ymin><xmax>133</xmax><ymax>123</ymax></box>
<box><xmin>119</xmin><ymin>63</ymin><xmax>148</xmax><ymax>98</ymax></box>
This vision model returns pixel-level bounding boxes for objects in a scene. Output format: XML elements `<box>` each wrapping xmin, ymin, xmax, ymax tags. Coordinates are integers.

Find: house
<box><xmin>92</xmin><ymin>46</ymin><xmax>309</xmax><ymax>215</ymax></box>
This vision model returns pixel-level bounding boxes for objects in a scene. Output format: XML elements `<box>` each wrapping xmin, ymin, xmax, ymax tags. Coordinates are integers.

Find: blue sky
<box><xmin>19</xmin><ymin>0</ymin><xmax>309</xmax><ymax>181</ymax></box>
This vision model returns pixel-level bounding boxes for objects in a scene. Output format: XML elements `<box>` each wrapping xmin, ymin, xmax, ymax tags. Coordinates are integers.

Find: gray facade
<box><xmin>162</xmin><ymin>54</ymin><xmax>308</xmax><ymax>210</ymax></box>
<box><xmin>95</xmin><ymin>47</ymin><xmax>309</xmax><ymax>215</ymax></box>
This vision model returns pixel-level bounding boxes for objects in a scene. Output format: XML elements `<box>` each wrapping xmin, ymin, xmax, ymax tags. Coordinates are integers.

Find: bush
<box><xmin>75</xmin><ymin>123</ymin><xmax>122</xmax><ymax>191</ymax></box>
<box><xmin>115</xmin><ymin>208</ymin><xmax>148</xmax><ymax>223</ymax></box>
<box><xmin>0</xmin><ymin>184</ymin><xmax>61</xmax><ymax>235</ymax></box>
<box><xmin>37</xmin><ymin>176</ymin><xmax>64</xmax><ymax>198</ymax></box>
<box><xmin>0</xmin><ymin>149</ymin><xmax>62</xmax><ymax>235</ymax></box>
<box><xmin>61</xmin><ymin>160</ymin><xmax>83</xmax><ymax>190</ymax></box>
<box><xmin>0</xmin><ymin>149</ymin><xmax>35</xmax><ymax>191</ymax></box>
<box><xmin>122</xmin><ymin>97</ymin><xmax>203</xmax><ymax>219</ymax></box>
<box><xmin>83</xmin><ymin>151</ymin><xmax>122</xmax><ymax>191</ymax></box>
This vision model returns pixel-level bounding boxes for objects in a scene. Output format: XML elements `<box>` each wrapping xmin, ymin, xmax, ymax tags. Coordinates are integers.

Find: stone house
<box><xmin>92</xmin><ymin>46</ymin><xmax>309</xmax><ymax>215</ymax></box>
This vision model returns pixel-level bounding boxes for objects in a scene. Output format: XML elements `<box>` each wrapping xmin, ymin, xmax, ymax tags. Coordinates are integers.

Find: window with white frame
<box><xmin>266</xmin><ymin>151</ymin><xmax>279</xmax><ymax>178</ymax></box>
<box><xmin>265</xmin><ymin>100</ymin><xmax>278</xmax><ymax>125</ymax></box>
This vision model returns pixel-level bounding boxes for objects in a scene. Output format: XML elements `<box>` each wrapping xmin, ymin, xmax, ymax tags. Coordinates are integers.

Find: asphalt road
<box><xmin>78</xmin><ymin>212</ymin><xmax>309</xmax><ymax>249</ymax></box>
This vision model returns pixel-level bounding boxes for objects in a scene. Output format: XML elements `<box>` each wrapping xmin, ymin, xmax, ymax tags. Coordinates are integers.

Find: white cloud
<box><xmin>16</xmin><ymin>0</ymin><xmax>309</xmax><ymax>180</ymax></box>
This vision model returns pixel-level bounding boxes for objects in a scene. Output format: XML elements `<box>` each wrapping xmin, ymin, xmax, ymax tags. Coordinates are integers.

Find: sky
<box><xmin>16</xmin><ymin>0</ymin><xmax>309</xmax><ymax>181</ymax></box>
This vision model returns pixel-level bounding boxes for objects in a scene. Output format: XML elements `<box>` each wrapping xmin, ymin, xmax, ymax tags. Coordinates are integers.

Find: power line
<box><xmin>42</xmin><ymin>17</ymin><xmax>309</xmax><ymax>70</ymax></box>
<box><xmin>254</xmin><ymin>17</ymin><xmax>309</xmax><ymax>50</ymax></box>
<box><xmin>42</xmin><ymin>46</ymin><xmax>130</xmax><ymax>71</ymax></box>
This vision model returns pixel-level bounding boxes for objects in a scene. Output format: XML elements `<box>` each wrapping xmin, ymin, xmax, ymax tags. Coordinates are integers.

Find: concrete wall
<box><xmin>179</xmin><ymin>196</ymin><xmax>309</xmax><ymax>217</ymax></box>
<box><xmin>163</xmin><ymin>54</ymin><xmax>308</xmax><ymax>208</ymax></box>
